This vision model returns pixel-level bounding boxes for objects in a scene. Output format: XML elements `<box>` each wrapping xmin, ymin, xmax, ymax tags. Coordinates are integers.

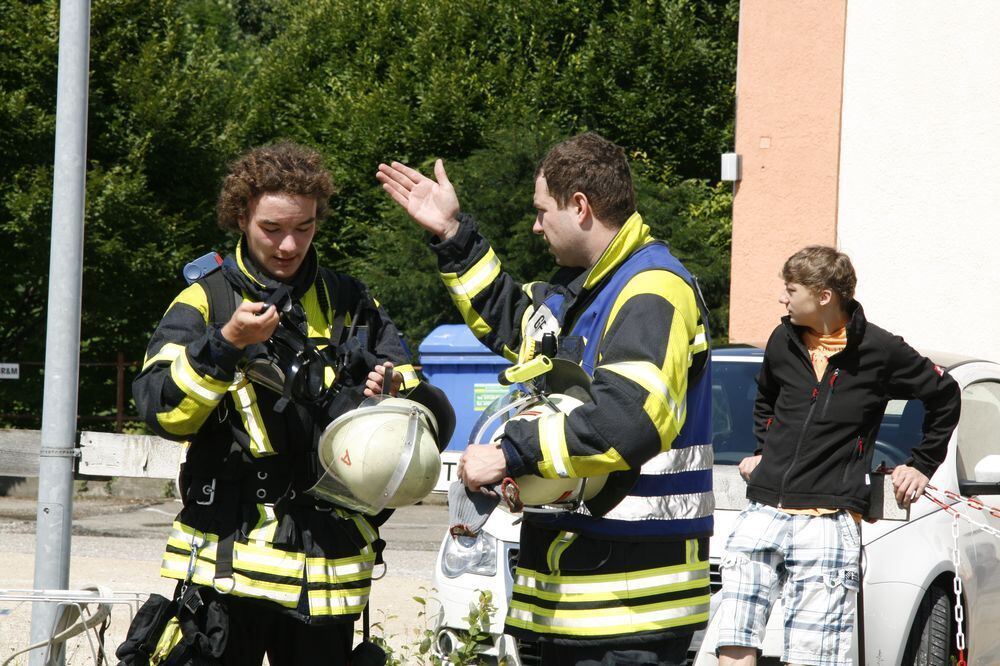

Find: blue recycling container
<box><xmin>418</xmin><ymin>324</ymin><xmax>511</xmax><ymax>452</ymax></box>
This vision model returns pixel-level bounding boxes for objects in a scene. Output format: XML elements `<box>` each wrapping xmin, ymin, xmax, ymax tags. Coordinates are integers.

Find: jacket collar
<box><xmin>582</xmin><ymin>212</ymin><xmax>654</xmax><ymax>290</ymax></box>
<box><xmin>782</xmin><ymin>299</ymin><xmax>867</xmax><ymax>358</ymax></box>
<box><xmin>226</xmin><ymin>236</ymin><xmax>318</xmax><ymax>301</ymax></box>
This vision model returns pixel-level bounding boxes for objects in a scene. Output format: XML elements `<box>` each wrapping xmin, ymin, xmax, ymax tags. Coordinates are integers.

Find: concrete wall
<box><xmin>837</xmin><ymin>1</ymin><xmax>1000</xmax><ymax>362</ymax></box>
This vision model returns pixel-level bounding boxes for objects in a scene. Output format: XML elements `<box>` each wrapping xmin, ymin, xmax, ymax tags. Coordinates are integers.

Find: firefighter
<box><xmin>378</xmin><ymin>132</ymin><xmax>713</xmax><ymax>665</ymax></box>
<box><xmin>132</xmin><ymin>141</ymin><xmax>443</xmax><ymax>665</ymax></box>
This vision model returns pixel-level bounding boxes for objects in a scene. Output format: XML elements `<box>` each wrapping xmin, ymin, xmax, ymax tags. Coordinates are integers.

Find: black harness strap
<box><xmin>200</xmin><ymin>269</ymin><xmax>241</xmax><ymax>327</ymax></box>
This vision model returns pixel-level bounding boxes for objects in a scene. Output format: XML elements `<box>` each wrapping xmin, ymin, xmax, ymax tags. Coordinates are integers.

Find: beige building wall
<box><xmin>728</xmin><ymin>0</ymin><xmax>847</xmax><ymax>344</ymax></box>
<box><xmin>837</xmin><ymin>1</ymin><xmax>1000</xmax><ymax>363</ymax></box>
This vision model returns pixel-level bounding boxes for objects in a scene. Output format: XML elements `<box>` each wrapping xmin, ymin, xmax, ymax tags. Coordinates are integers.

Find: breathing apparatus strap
<box><xmin>201</xmin><ymin>269</ymin><xmax>242</xmax><ymax>327</ymax></box>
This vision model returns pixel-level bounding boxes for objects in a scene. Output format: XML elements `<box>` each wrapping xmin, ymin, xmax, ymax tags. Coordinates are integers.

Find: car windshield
<box><xmin>712</xmin><ymin>356</ymin><xmax>926</xmax><ymax>470</ymax></box>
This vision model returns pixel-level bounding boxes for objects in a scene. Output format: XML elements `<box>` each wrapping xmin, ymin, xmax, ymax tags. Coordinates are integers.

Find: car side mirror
<box><xmin>958</xmin><ymin>453</ymin><xmax>1000</xmax><ymax>496</ymax></box>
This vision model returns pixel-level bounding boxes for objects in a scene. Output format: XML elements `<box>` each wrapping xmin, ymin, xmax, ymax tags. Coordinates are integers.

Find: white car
<box><xmin>430</xmin><ymin>347</ymin><xmax>1000</xmax><ymax>665</ymax></box>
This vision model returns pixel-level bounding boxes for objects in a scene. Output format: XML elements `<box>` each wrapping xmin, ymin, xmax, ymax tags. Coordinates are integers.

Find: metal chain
<box><xmin>923</xmin><ymin>485</ymin><xmax>996</xmax><ymax>666</ymax></box>
<box><xmin>950</xmin><ymin>514</ymin><xmax>967</xmax><ymax>666</ymax></box>
<box><xmin>925</xmin><ymin>485</ymin><xmax>1000</xmax><ymax>539</ymax></box>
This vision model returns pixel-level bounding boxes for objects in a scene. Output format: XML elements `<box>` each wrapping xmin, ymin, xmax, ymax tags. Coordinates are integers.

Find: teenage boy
<box><xmin>716</xmin><ymin>245</ymin><xmax>961</xmax><ymax>666</ymax></box>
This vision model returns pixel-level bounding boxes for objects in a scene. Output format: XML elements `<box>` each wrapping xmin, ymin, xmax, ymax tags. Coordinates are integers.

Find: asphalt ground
<box><xmin>0</xmin><ymin>496</ymin><xmax>450</xmax><ymax>665</ymax></box>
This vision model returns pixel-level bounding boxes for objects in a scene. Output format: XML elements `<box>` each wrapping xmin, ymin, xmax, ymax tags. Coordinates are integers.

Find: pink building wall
<box><xmin>728</xmin><ymin>0</ymin><xmax>848</xmax><ymax>344</ymax></box>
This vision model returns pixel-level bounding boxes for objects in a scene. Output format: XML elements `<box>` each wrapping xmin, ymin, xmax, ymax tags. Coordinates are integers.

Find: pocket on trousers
<box><xmin>836</xmin><ymin>511</ymin><xmax>861</xmax><ymax>551</ymax></box>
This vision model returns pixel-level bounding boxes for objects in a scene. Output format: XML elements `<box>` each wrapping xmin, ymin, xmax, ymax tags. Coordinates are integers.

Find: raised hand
<box><xmin>376</xmin><ymin>159</ymin><xmax>461</xmax><ymax>240</ymax></box>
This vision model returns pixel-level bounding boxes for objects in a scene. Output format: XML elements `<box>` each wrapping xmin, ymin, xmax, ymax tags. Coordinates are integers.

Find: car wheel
<box><xmin>901</xmin><ymin>585</ymin><xmax>952</xmax><ymax>666</ymax></box>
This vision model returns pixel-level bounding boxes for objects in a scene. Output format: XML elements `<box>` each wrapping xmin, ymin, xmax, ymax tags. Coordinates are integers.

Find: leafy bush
<box><xmin>0</xmin><ymin>0</ymin><xmax>736</xmax><ymax>425</ymax></box>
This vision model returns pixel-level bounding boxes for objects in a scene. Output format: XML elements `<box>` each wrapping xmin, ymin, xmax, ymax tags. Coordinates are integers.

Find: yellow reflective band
<box><xmin>584</xmin><ymin>213</ymin><xmax>653</xmax><ymax>290</ymax></box>
<box><xmin>602</xmin><ymin>361</ymin><xmax>685</xmax><ymax>450</ymax></box>
<box><xmin>247</xmin><ymin>504</ymin><xmax>279</xmax><ymax>546</ymax></box>
<box><xmin>143</xmin><ymin>342</ymin><xmax>184</xmax><ymax>371</ymax></box>
<box><xmin>307</xmin><ymin>587</ymin><xmax>370</xmax><ymax>601</ymax></box>
<box><xmin>232</xmin><ymin>541</ymin><xmax>306</xmax><ymax>578</ymax></box>
<box><xmin>305</xmin><ymin>554</ymin><xmax>376</xmax><ymax>584</ymax></box>
<box><xmin>510</xmin><ymin>591</ymin><xmax>710</xmax><ymax>618</ymax></box>
<box><xmin>233</xmin><ymin>385</ymin><xmax>275</xmax><ymax>456</ymax></box>
<box><xmin>307</xmin><ymin>590</ymin><xmax>369</xmax><ymax>616</ymax></box>
<box><xmin>537</xmin><ymin>412</ymin><xmax>572</xmax><ymax>479</ymax></box>
<box><xmin>225</xmin><ymin>572</ymin><xmax>301</xmax><ymax>607</ymax></box>
<box><xmin>514</xmin><ymin>573</ymin><xmax>709</xmax><ymax>604</ymax></box>
<box><xmin>439</xmin><ymin>250</ymin><xmax>502</xmax><ymax>341</ymax></box>
<box><xmin>166</xmin><ymin>521</ymin><xmax>217</xmax><ymax>546</ymax></box>
<box><xmin>394</xmin><ymin>364</ymin><xmax>419</xmax><ymax>391</ymax></box>
<box><xmin>160</xmin><ymin>553</ymin><xmax>216</xmax><ymax>586</ymax></box>
<box><xmin>171</xmin><ymin>352</ymin><xmax>228</xmax><ymax>403</ymax></box>
<box><xmin>506</xmin><ymin>598</ymin><xmax>710</xmax><ymax>636</ymax></box>
<box><xmin>514</xmin><ymin>558</ymin><xmax>707</xmax><ymax>592</ymax></box>
<box><xmin>562</xmin><ymin>448</ymin><xmax>627</xmax><ymax>479</ymax></box>
<box><xmin>545</xmin><ymin>531</ymin><xmax>576</xmax><ymax>574</ymax></box>
<box><xmin>156</xmin><ymin>397</ymin><xmax>214</xmax><ymax>436</ymax></box>
<box><xmin>691</xmin><ymin>325</ymin><xmax>708</xmax><ymax>356</ymax></box>
<box><xmin>454</xmin><ymin>304</ymin><xmax>493</xmax><ymax>338</ymax></box>
<box><xmin>441</xmin><ymin>248</ymin><xmax>501</xmax><ymax>300</ymax></box>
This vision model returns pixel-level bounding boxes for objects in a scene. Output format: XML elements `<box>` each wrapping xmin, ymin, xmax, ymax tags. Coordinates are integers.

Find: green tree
<box><xmin>0</xmin><ymin>0</ymin><xmax>737</xmax><ymax>427</ymax></box>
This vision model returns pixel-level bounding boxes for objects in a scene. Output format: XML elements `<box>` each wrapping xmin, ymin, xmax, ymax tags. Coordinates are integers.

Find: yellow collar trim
<box><xmin>583</xmin><ymin>212</ymin><xmax>653</xmax><ymax>289</ymax></box>
<box><xmin>235</xmin><ymin>238</ymin><xmax>267</xmax><ymax>288</ymax></box>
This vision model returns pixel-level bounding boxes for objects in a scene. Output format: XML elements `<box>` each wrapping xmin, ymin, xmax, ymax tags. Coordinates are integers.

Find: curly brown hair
<box><xmin>535</xmin><ymin>132</ymin><xmax>636</xmax><ymax>229</ymax></box>
<box><xmin>216</xmin><ymin>141</ymin><xmax>336</xmax><ymax>232</ymax></box>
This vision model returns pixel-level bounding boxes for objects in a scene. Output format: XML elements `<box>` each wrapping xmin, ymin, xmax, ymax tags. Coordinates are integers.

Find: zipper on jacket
<box><xmin>777</xmin><ymin>371</ymin><xmax>827</xmax><ymax>508</ymax></box>
<box><xmin>855</xmin><ymin>436</ymin><xmax>864</xmax><ymax>460</ymax></box>
<box><xmin>820</xmin><ymin>368</ymin><xmax>840</xmax><ymax>419</ymax></box>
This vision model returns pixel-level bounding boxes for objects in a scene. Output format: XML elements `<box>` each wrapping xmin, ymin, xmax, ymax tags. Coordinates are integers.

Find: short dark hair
<box><xmin>782</xmin><ymin>245</ymin><xmax>857</xmax><ymax>304</ymax></box>
<box><xmin>535</xmin><ymin>132</ymin><xmax>636</xmax><ymax>228</ymax></box>
<box><xmin>217</xmin><ymin>141</ymin><xmax>335</xmax><ymax>232</ymax></box>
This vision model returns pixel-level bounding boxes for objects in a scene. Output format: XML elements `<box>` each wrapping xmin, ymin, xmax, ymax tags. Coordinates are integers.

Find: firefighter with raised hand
<box><xmin>378</xmin><ymin>132</ymin><xmax>714</xmax><ymax>665</ymax></box>
<box><xmin>131</xmin><ymin>141</ymin><xmax>433</xmax><ymax>665</ymax></box>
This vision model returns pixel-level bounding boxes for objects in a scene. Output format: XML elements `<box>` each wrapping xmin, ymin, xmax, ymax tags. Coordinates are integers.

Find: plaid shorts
<box><xmin>715</xmin><ymin>502</ymin><xmax>861</xmax><ymax>666</ymax></box>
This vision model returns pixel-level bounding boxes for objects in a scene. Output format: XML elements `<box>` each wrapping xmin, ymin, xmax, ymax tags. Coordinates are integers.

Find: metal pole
<box><xmin>28</xmin><ymin>0</ymin><xmax>91</xmax><ymax>663</ymax></box>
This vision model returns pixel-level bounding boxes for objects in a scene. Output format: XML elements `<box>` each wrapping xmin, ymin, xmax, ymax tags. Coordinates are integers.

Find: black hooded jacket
<box><xmin>746</xmin><ymin>301</ymin><xmax>961</xmax><ymax>513</ymax></box>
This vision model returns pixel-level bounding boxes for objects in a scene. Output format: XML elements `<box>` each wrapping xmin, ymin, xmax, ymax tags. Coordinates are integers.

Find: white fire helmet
<box><xmin>309</xmin><ymin>395</ymin><xmax>442</xmax><ymax>515</ymax></box>
<box><xmin>471</xmin><ymin>390</ymin><xmax>607</xmax><ymax>510</ymax></box>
